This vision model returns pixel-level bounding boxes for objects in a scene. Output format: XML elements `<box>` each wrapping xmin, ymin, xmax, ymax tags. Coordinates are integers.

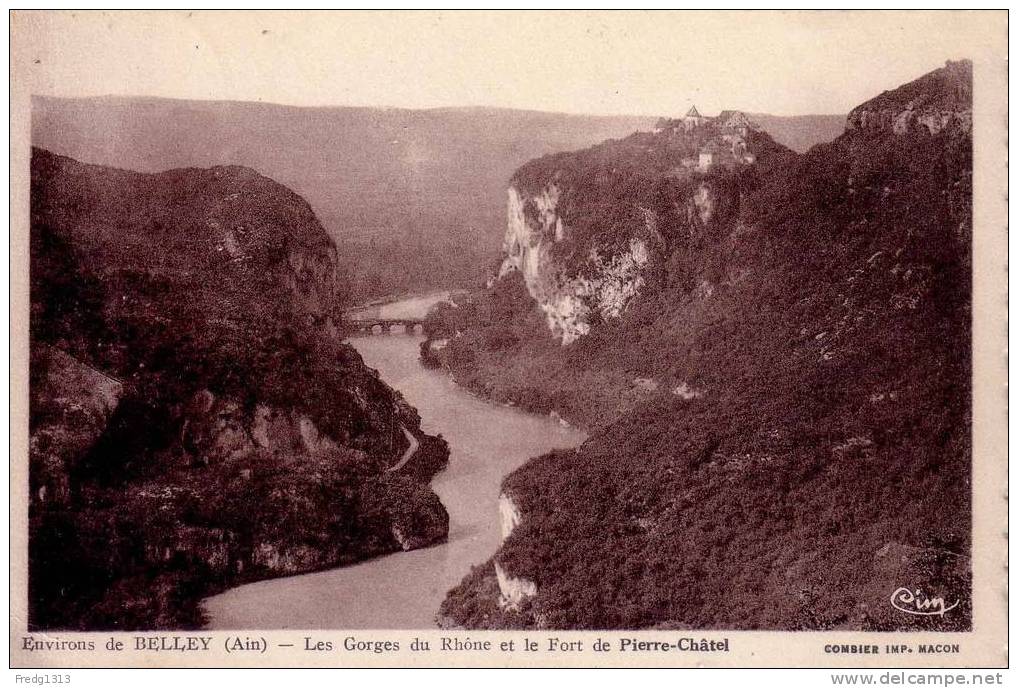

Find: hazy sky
<box><xmin>13</xmin><ymin>10</ymin><xmax>1005</xmax><ymax>117</ymax></box>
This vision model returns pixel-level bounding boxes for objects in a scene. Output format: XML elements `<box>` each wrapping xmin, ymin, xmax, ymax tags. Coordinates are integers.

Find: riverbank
<box><xmin>202</xmin><ymin>334</ymin><xmax>585</xmax><ymax>629</ymax></box>
<box><xmin>345</xmin><ymin>290</ymin><xmax>468</xmax><ymax>321</ymax></box>
<box><xmin>417</xmin><ymin>274</ymin><xmax>653</xmax><ymax>433</ymax></box>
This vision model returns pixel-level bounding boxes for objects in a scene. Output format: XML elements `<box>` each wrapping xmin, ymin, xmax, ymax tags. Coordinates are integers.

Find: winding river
<box><xmin>202</xmin><ymin>332</ymin><xmax>586</xmax><ymax>629</ymax></box>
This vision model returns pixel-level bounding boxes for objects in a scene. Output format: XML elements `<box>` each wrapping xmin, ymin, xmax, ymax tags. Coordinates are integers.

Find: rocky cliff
<box><xmin>846</xmin><ymin>59</ymin><xmax>972</xmax><ymax>135</ymax></box>
<box><xmin>499</xmin><ymin>184</ymin><xmax>651</xmax><ymax>343</ymax></box>
<box><xmin>32</xmin><ymin>98</ymin><xmax>846</xmax><ymax>306</ymax></box>
<box><xmin>493</xmin><ymin>492</ymin><xmax>535</xmax><ymax>610</ymax></box>
<box><xmin>438</xmin><ymin>61</ymin><xmax>972</xmax><ymax>631</ymax></box>
<box><xmin>496</xmin><ymin>114</ymin><xmax>793</xmax><ymax>344</ymax></box>
<box><xmin>29</xmin><ymin>149</ymin><xmax>450</xmax><ymax>630</ymax></box>
<box><xmin>31</xmin><ymin>150</ymin><xmax>344</xmax><ymax>327</ymax></box>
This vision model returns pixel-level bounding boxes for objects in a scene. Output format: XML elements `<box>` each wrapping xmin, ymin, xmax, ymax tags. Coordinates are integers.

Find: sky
<box><xmin>12</xmin><ymin>10</ymin><xmax>1006</xmax><ymax>117</ymax></box>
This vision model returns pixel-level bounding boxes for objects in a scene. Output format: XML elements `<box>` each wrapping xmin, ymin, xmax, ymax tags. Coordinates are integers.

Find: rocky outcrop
<box><xmin>846</xmin><ymin>104</ymin><xmax>972</xmax><ymax>136</ymax></box>
<box><xmin>495</xmin><ymin>175</ymin><xmax>736</xmax><ymax>344</ymax></box>
<box><xmin>499</xmin><ymin>184</ymin><xmax>651</xmax><ymax>343</ymax></box>
<box><xmin>494</xmin><ymin>561</ymin><xmax>537</xmax><ymax>611</ymax></box>
<box><xmin>180</xmin><ymin>390</ymin><xmax>340</xmax><ymax>466</ymax></box>
<box><xmin>494</xmin><ymin>492</ymin><xmax>535</xmax><ymax>610</ymax></box>
<box><xmin>28</xmin><ymin>149</ymin><xmax>452</xmax><ymax>630</ymax></box>
<box><xmin>29</xmin><ymin>346</ymin><xmax>123</xmax><ymax>507</ymax></box>
<box><xmin>493</xmin><ymin>116</ymin><xmax>788</xmax><ymax>345</ymax></box>
<box><xmin>498</xmin><ymin>492</ymin><xmax>523</xmax><ymax>540</ymax></box>
<box><xmin>845</xmin><ymin>60</ymin><xmax>972</xmax><ymax>136</ymax></box>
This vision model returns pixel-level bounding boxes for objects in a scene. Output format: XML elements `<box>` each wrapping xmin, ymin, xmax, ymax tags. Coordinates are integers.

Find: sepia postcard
<box><xmin>8</xmin><ymin>9</ymin><xmax>1008</xmax><ymax>670</ymax></box>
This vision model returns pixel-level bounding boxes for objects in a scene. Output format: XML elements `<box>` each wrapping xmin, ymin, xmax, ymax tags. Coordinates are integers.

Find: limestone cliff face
<box><xmin>494</xmin><ymin>116</ymin><xmax>791</xmax><ymax>345</ymax></box>
<box><xmin>494</xmin><ymin>561</ymin><xmax>537</xmax><ymax>611</ymax></box>
<box><xmin>494</xmin><ymin>492</ymin><xmax>536</xmax><ymax>610</ymax></box>
<box><xmin>498</xmin><ymin>492</ymin><xmax>524</xmax><ymax>540</ymax></box>
<box><xmin>499</xmin><ymin>184</ymin><xmax>651</xmax><ymax>344</ymax></box>
<box><xmin>497</xmin><ymin>176</ymin><xmax>746</xmax><ymax>344</ymax></box>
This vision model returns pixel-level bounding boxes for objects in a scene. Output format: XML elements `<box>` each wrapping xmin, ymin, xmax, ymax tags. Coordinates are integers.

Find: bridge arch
<box><xmin>348</xmin><ymin>317</ymin><xmax>426</xmax><ymax>335</ymax></box>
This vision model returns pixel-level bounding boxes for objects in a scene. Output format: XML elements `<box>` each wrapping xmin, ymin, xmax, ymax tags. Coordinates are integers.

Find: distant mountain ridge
<box><xmin>749</xmin><ymin>112</ymin><xmax>845</xmax><ymax>152</ymax></box>
<box><xmin>32</xmin><ymin>96</ymin><xmax>843</xmax><ymax>300</ymax></box>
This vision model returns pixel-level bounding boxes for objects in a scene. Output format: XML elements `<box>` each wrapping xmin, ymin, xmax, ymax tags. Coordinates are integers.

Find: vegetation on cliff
<box><xmin>435</xmin><ymin>62</ymin><xmax>973</xmax><ymax>630</ymax></box>
<box><xmin>32</xmin><ymin>97</ymin><xmax>844</xmax><ymax>303</ymax></box>
<box><xmin>29</xmin><ymin>149</ymin><xmax>449</xmax><ymax>630</ymax></box>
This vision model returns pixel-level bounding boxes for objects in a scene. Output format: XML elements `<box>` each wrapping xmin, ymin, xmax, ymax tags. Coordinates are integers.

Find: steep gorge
<box><xmin>435</xmin><ymin>61</ymin><xmax>973</xmax><ymax>631</ymax></box>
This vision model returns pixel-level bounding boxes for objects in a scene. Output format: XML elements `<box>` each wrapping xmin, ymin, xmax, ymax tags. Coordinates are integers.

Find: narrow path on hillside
<box><xmin>387</xmin><ymin>425</ymin><xmax>419</xmax><ymax>472</ymax></box>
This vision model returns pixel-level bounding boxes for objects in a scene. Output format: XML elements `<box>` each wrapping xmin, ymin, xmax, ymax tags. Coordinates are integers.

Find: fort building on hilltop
<box><xmin>656</xmin><ymin>107</ymin><xmax>759</xmax><ymax>170</ymax></box>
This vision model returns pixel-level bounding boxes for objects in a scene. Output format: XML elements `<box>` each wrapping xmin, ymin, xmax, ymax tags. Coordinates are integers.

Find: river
<box><xmin>202</xmin><ymin>333</ymin><xmax>585</xmax><ymax>629</ymax></box>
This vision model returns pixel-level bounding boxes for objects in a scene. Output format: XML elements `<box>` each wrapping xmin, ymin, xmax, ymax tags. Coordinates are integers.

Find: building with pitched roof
<box><xmin>683</xmin><ymin>105</ymin><xmax>708</xmax><ymax>130</ymax></box>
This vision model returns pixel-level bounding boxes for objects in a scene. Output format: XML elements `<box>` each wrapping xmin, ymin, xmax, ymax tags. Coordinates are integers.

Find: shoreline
<box><xmin>201</xmin><ymin>333</ymin><xmax>585</xmax><ymax>629</ymax></box>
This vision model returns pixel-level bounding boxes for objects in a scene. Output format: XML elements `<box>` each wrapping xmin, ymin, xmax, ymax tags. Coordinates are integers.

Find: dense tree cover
<box><xmin>438</xmin><ymin>69</ymin><xmax>972</xmax><ymax>630</ymax></box>
<box><xmin>28</xmin><ymin>150</ymin><xmax>448</xmax><ymax>629</ymax></box>
<box><xmin>847</xmin><ymin>59</ymin><xmax>971</xmax><ymax>118</ymax></box>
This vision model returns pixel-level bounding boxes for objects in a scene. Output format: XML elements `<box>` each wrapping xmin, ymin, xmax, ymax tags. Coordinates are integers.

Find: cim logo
<box><xmin>890</xmin><ymin>587</ymin><xmax>960</xmax><ymax>617</ymax></box>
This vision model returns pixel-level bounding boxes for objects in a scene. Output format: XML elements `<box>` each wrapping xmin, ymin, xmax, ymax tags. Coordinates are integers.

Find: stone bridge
<box><xmin>349</xmin><ymin>319</ymin><xmax>426</xmax><ymax>336</ymax></box>
<box><xmin>344</xmin><ymin>304</ymin><xmax>425</xmax><ymax>335</ymax></box>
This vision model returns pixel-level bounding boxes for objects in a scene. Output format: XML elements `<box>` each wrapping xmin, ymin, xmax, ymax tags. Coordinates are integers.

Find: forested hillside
<box><xmin>30</xmin><ymin>149</ymin><xmax>449</xmax><ymax>629</ymax></box>
<box><xmin>433</xmin><ymin>61</ymin><xmax>973</xmax><ymax>631</ymax></box>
